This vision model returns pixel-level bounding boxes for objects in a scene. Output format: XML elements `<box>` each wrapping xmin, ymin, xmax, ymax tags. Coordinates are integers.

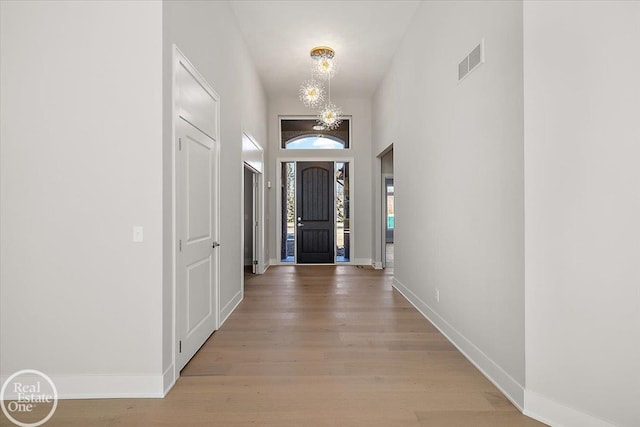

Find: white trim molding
<box><xmin>162</xmin><ymin>364</ymin><xmax>175</xmax><ymax>397</ymax></box>
<box><xmin>220</xmin><ymin>290</ymin><xmax>243</xmax><ymax>327</ymax></box>
<box><xmin>392</xmin><ymin>277</ymin><xmax>525</xmax><ymax>410</ymax></box>
<box><xmin>0</xmin><ymin>374</ymin><xmax>166</xmax><ymax>400</ymax></box>
<box><xmin>524</xmin><ymin>391</ymin><xmax>619</xmax><ymax>427</ymax></box>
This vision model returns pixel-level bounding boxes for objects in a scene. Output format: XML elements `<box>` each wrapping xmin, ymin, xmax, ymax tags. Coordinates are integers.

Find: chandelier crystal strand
<box><xmin>318</xmin><ymin>73</ymin><xmax>342</xmax><ymax>130</ymax></box>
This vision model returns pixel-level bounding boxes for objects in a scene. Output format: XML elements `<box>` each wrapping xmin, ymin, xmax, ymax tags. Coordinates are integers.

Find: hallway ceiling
<box><xmin>230</xmin><ymin>1</ymin><xmax>420</xmax><ymax>98</ymax></box>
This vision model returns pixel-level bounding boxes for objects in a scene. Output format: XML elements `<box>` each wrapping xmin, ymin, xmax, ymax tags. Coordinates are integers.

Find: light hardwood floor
<box><xmin>2</xmin><ymin>266</ymin><xmax>545</xmax><ymax>426</ymax></box>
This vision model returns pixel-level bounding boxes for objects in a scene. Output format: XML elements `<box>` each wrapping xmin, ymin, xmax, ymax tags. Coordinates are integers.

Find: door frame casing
<box><xmin>241</xmin><ymin>162</ymin><xmax>264</xmax><ymax>275</ymax></box>
<box><xmin>374</xmin><ymin>143</ymin><xmax>394</xmax><ymax>270</ymax></box>
<box><xmin>241</xmin><ymin>132</ymin><xmax>265</xmax><ymax>275</ymax></box>
<box><xmin>275</xmin><ymin>156</ymin><xmax>355</xmax><ymax>265</ymax></box>
<box><xmin>251</xmin><ymin>170</ymin><xmax>258</xmax><ymax>274</ymax></box>
<box><xmin>171</xmin><ymin>45</ymin><xmax>220</xmax><ymax>384</ymax></box>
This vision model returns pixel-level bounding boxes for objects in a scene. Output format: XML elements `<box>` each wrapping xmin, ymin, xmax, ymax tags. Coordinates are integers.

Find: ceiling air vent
<box><xmin>458</xmin><ymin>39</ymin><xmax>484</xmax><ymax>82</ymax></box>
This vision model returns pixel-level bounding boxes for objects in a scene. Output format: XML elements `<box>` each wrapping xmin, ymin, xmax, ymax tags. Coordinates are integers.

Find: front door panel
<box><xmin>296</xmin><ymin>162</ymin><xmax>334</xmax><ymax>263</ymax></box>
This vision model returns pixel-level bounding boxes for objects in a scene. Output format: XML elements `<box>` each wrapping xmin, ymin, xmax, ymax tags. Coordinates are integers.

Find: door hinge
<box><xmin>178</xmin><ymin>138</ymin><xmax>182</xmax><ymax>151</ymax></box>
<box><xmin>179</xmin><ymin>340</ymin><xmax>182</xmax><ymax>353</ymax></box>
<box><xmin>179</xmin><ymin>239</ymin><xmax>182</xmax><ymax>251</ymax></box>
<box><xmin>253</xmin><ymin>260</ymin><xmax>258</xmax><ymax>265</ymax></box>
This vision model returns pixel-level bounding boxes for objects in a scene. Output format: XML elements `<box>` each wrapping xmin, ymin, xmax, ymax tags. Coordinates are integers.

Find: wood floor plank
<box><xmin>415</xmin><ymin>411</ymin><xmax>545</xmax><ymax>427</ymax></box>
<box><xmin>1</xmin><ymin>266</ymin><xmax>546</xmax><ymax>426</ymax></box>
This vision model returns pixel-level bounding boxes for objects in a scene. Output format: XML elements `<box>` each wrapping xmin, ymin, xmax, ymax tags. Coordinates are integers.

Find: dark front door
<box><xmin>296</xmin><ymin>162</ymin><xmax>334</xmax><ymax>263</ymax></box>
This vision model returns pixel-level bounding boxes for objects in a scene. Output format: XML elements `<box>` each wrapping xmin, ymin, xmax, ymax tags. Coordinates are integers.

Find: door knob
<box><xmin>212</xmin><ymin>242</ymin><xmax>221</xmax><ymax>248</ymax></box>
<box><xmin>297</xmin><ymin>223</ymin><xmax>304</xmax><ymax>227</ymax></box>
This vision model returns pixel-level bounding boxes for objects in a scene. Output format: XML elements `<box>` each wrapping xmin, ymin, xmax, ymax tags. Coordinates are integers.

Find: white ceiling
<box><xmin>230</xmin><ymin>1</ymin><xmax>420</xmax><ymax>99</ymax></box>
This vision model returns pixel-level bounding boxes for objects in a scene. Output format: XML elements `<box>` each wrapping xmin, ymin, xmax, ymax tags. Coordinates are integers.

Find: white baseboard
<box><xmin>0</xmin><ymin>373</ymin><xmax>165</xmax><ymax>399</ymax></box>
<box><xmin>392</xmin><ymin>277</ymin><xmax>525</xmax><ymax>410</ymax></box>
<box><xmin>219</xmin><ymin>289</ymin><xmax>243</xmax><ymax>327</ymax></box>
<box><xmin>162</xmin><ymin>364</ymin><xmax>175</xmax><ymax>396</ymax></box>
<box><xmin>524</xmin><ymin>390</ymin><xmax>618</xmax><ymax>427</ymax></box>
<box><xmin>372</xmin><ymin>261</ymin><xmax>383</xmax><ymax>270</ymax></box>
<box><xmin>258</xmin><ymin>262</ymin><xmax>269</xmax><ymax>274</ymax></box>
<box><xmin>351</xmin><ymin>258</ymin><xmax>372</xmax><ymax>266</ymax></box>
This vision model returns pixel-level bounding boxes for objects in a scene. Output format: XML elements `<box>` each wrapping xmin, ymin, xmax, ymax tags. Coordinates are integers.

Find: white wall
<box><xmin>162</xmin><ymin>0</ymin><xmax>268</xmax><ymax>380</ymax></box>
<box><xmin>1</xmin><ymin>1</ymin><xmax>164</xmax><ymax>397</ymax></box>
<box><xmin>523</xmin><ymin>2</ymin><xmax>640</xmax><ymax>426</ymax></box>
<box><xmin>0</xmin><ymin>0</ymin><xmax>267</xmax><ymax>399</ymax></box>
<box><xmin>266</xmin><ymin>97</ymin><xmax>373</xmax><ymax>265</ymax></box>
<box><xmin>372</xmin><ymin>0</ymin><xmax>526</xmax><ymax>406</ymax></box>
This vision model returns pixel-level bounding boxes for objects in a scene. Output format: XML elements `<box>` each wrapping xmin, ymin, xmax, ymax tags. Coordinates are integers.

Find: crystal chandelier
<box><xmin>298</xmin><ymin>46</ymin><xmax>343</xmax><ymax>130</ymax></box>
<box><xmin>311</xmin><ymin>46</ymin><xmax>337</xmax><ymax>79</ymax></box>
<box><xmin>319</xmin><ymin>103</ymin><xmax>342</xmax><ymax>129</ymax></box>
<box><xmin>299</xmin><ymin>79</ymin><xmax>325</xmax><ymax>108</ymax></box>
<box><xmin>317</xmin><ymin>75</ymin><xmax>342</xmax><ymax>130</ymax></box>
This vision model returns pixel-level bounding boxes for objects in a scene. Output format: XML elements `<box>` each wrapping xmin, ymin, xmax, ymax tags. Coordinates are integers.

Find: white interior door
<box><xmin>175</xmin><ymin>49</ymin><xmax>220</xmax><ymax>372</ymax></box>
<box><xmin>252</xmin><ymin>172</ymin><xmax>258</xmax><ymax>274</ymax></box>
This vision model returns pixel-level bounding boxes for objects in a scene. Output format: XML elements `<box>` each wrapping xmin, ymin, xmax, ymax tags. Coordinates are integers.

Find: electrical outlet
<box><xmin>435</xmin><ymin>289</ymin><xmax>440</xmax><ymax>303</ymax></box>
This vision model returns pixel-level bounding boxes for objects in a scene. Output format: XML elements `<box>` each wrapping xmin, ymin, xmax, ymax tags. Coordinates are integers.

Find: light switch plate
<box><xmin>133</xmin><ymin>226</ymin><xmax>144</xmax><ymax>242</ymax></box>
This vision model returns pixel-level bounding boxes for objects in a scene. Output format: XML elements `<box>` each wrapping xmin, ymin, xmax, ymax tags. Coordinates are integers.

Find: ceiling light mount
<box><xmin>310</xmin><ymin>46</ymin><xmax>335</xmax><ymax>60</ymax></box>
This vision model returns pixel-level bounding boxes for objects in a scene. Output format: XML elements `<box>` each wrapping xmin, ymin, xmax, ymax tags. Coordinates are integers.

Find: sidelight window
<box><xmin>281</xmin><ymin>162</ymin><xmax>296</xmax><ymax>262</ymax></box>
<box><xmin>336</xmin><ymin>162</ymin><xmax>350</xmax><ymax>262</ymax></box>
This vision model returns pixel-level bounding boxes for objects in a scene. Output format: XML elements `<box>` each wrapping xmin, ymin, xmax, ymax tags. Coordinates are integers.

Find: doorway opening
<box><xmin>381</xmin><ymin>148</ymin><xmax>394</xmax><ymax>268</ymax></box>
<box><xmin>279</xmin><ymin>160</ymin><xmax>351</xmax><ymax>264</ymax></box>
<box><xmin>244</xmin><ymin>166</ymin><xmax>257</xmax><ymax>274</ymax></box>
<box><xmin>384</xmin><ymin>177</ymin><xmax>394</xmax><ymax>267</ymax></box>
<box><xmin>241</xmin><ymin>132</ymin><xmax>264</xmax><ymax>276</ymax></box>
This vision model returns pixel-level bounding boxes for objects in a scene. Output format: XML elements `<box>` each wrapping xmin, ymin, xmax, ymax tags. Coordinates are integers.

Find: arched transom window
<box><xmin>280</xmin><ymin>118</ymin><xmax>350</xmax><ymax>149</ymax></box>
